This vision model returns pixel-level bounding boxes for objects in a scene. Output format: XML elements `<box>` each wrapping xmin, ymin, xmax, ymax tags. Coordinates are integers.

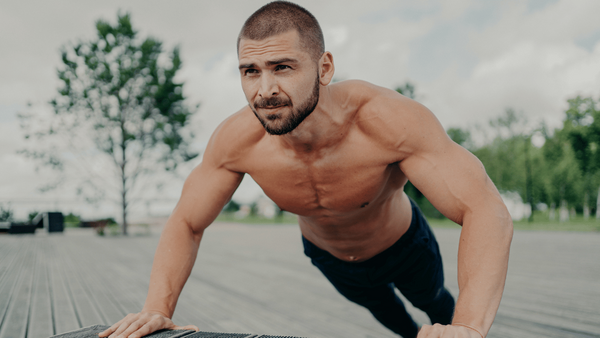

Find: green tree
<box><xmin>395</xmin><ymin>82</ymin><xmax>416</xmax><ymax>99</ymax></box>
<box><xmin>19</xmin><ymin>12</ymin><xmax>198</xmax><ymax>234</ymax></box>
<box><xmin>562</xmin><ymin>95</ymin><xmax>600</xmax><ymax>218</ymax></box>
<box><xmin>540</xmin><ymin>129</ymin><xmax>583</xmax><ymax>216</ymax></box>
<box><xmin>472</xmin><ymin>108</ymin><xmax>546</xmax><ymax>221</ymax></box>
<box><xmin>222</xmin><ymin>200</ymin><xmax>240</xmax><ymax>213</ymax></box>
<box><xmin>0</xmin><ymin>204</ymin><xmax>14</xmax><ymax>222</ymax></box>
<box><xmin>63</xmin><ymin>212</ymin><xmax>82</xmax><ymax>227</ymax></box>
<box><xmin>394</xmin><ymin>82</ymin><xmax>445</xmax><ymax>218</ymax></box>
<box><xmin>28</xmin><ymin>211</ymin><xmax>39</xmax><ymax>223</ymax></box>
<box><xmin>447</xmin><ymin>127</ymin><xmax>473</xmax><ymax>150</ymax></box>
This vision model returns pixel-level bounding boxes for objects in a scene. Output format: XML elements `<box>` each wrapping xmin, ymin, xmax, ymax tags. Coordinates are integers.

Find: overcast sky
<box><xmin>1</xmin><ymin>0</ymin><xmax>600</xmax><ymax>221</ymax></box>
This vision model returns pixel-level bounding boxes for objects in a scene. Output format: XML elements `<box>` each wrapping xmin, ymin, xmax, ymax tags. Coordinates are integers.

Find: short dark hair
<box><xmin>238</xmin><ymin>1</ymin><xmax>325</xmax><ymax>61</ymax></box>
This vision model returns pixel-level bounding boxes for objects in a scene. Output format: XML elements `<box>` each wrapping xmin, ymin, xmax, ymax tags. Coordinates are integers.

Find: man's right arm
<box><xmin>99</xmin><ymin>120</ymin><xmax>246</xmax><ymax>338</ymax></box>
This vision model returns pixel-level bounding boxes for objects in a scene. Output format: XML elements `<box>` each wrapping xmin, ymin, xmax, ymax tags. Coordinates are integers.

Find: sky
<box><xmin>1</xmin><ymin>0</ymin><xmax>600</xmax><ymax>221</ymax></box>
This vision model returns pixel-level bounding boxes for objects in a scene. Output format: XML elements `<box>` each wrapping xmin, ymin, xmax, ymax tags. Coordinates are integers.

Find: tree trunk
<box><xmin>525</xmin><ymin>136</ymin><xmax>534</xmax><ymax>222</ymax></box>
<box><xmin>596</xmin><ymin>185</ymin><xmax>600</xmax><ymax>220</ymax></box>
<box><xmin>121</xmin><ymin>112</ymin><xmax>128</xmax><ymax>236</ymax></box>
<box><xmin>122</xmin><ymin>177</ymin><xmax>128</xmax><ymax>235</ymax></box>
<box><xmin>583</xmin><ymin>192</ymin><xmax>590</xmax><ymax>219</ymax></box>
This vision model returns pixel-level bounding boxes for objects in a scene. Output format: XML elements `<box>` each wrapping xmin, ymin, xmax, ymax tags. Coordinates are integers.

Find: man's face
<box><xmin>238</xmin><ymin>30</ymin><xmax>320</xmax><ymax>135</ymax></box>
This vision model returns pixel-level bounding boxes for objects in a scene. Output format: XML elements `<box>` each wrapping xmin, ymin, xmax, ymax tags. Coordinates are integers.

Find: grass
<box><xmin>408</xmin><ymin>209</ymin><xmax>600</xmax><ymax>232</ymax></box>
<box><xmin>216</xmin><ymin>212</ymin><xmax>298</xmax><ymax>225</ymax></box>
<box><xmin>217</xmin><ymin>212</ymin><xmax>600</xmax><ymax>232</ymax></box>
<box><xmin>511</xmin><ymin>210</ymin><xmax>600</xmax><ymax>232</ymax></box>
<box><xmin>428</xmin><ymin>217</ymin><xmax>600</xmax><ymax>232</ymax></box>
<box><xmin>510</xmin><ymin>219</ymin><xmax>600</xmax><ymax>232</ymax></box>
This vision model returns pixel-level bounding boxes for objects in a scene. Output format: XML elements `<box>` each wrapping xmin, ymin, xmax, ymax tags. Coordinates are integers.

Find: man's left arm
<box><xmin>396</xmin><ymin>101</ymin><xmax>513</xmax><ymax>337</ymax></box>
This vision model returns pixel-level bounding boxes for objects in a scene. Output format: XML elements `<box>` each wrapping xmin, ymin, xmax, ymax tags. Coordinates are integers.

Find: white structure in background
<box><xmin>255</xmin><ymin>196</ymin><xmax>277</xmax><ymax>219</ymax></box>
<box><xmin>500</xmin><ymin>191</ymin><xmax>531</xmax><ymax>221</ymax></box>
<box><xmin>549</xmin><ymin>202</ymin><xmax>556</xmax><ymax>220</ymax></box>
<box><xmin>559</xmin><ymin>200</ymin><xmax>569</xmax><ymax>222</ymax></box>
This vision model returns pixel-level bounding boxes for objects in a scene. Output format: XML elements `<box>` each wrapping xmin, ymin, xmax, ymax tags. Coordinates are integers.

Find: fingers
<box><xmin>417</xmin><ymin>324</ymin><xmax>446</xmax><ymax>337</ymax></box>
<box><xmin>175</xmin><ymin>324</ymin><xmax>200</xmax><ymax>332</ymax></box>
<box><xmin>99</xmin><ymin>316</ymin><xmax>127</xmax><ymax>337</ymax></box>
<box><xmin>100</xmin><ymin>313</ymin><xmax>137</xmax><ymax>338</ymax></box>
<box><xmin>109</xmin><ymin>319</ymin><xmax>145</xmax><ymax>338</ymax></box>
<box><xmin>120</xmin><ymin>321</ymin><xmax>156</xmax><ymax>338</ymax></box>
<box><xmin>99</xmin><ymin>312</ymin><xmax>176</xmax><ymax>338</ymax></box>
<box><xmin>107</xmin><ymin>313</ymin><xmax>143</xmax><ymax>338</ymax></box>
<box><xmin>417</xmin><ymin>323</ymin><xmax>478</xmax><ymax>337</ymax></box>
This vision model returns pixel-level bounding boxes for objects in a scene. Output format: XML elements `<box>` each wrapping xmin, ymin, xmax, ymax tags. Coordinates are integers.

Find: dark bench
<box><xmin>49</xmin><ymin>325</ymin><xmax>305</xmax><ymax>338</ymax></box>
<box><xmin>8</xmin><ymin>223</ymin><xmax>38</xmax><ymax>234</ymax></box>
<box><xmin>32</xmin><ymin>212</ymin><xmax>64</xmax><ymax>232</ymax></box>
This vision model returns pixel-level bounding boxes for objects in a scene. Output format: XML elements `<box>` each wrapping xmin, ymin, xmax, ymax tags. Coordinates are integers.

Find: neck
<box><xmin>278</xmin><ymin>85</ymin><xmax>343</xmax><ymax>153</ymax></box>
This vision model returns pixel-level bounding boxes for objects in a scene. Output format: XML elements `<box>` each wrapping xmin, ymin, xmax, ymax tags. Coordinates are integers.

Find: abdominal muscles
<box><xmin>249</xmin><ymin>162</ymin><xmax>410</xmax><ymax>260</ymax></box>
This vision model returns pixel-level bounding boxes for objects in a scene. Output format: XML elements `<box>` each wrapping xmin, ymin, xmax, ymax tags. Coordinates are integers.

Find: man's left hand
<box><xmin>417</xmin><ymin>324</ymin><xmax>483</xmax><ymax>338</ymax></box>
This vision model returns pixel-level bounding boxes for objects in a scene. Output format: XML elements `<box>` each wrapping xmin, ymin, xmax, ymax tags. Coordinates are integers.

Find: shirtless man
<box><xmin>99</xmin><ymin>2</ymin><xmax>513</xmax><ymax>338</ymax></box>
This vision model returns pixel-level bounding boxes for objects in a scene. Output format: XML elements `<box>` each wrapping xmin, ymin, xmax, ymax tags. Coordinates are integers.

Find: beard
<box><xmin>250</xmin><ymin>74</ymin><xmax>320</xmax><ymax>135</ymax></box>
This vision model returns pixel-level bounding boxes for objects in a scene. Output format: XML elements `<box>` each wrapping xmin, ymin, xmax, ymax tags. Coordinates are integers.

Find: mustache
<box><xmin>254</xmin><ymin>97</ymin><xmax>291</xmax><ymax>109</ymax></box>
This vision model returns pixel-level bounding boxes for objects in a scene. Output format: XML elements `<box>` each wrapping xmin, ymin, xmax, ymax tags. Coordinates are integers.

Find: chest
<box><xmin>242</xmin><ymin>137</ymin><xmax>404</xmax><ymax>216</ymax></box>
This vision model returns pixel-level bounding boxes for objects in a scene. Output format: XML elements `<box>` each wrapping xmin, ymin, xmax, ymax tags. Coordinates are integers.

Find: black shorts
<box><xmin>302</xmin><ymin>198</ymin><xmax>447</xmax><ymax>308</ymax></box>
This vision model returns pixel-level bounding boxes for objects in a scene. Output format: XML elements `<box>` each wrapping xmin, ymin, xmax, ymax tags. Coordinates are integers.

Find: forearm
<box><xmin>452</xmin><ymin>204</ymin><xmax>513</xmax><ymax>336</ymax></box>
<box><xmin>142</xmin><ymin>217</ymin><xmax>203</xmax><ymax>318</ymax></box>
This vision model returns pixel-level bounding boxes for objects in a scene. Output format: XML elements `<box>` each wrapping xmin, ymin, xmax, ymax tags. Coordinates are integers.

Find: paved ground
<box><xmin>0</xmin><ymin>223</ymin><xmax>599</xmax><ymax>338</ymax></box>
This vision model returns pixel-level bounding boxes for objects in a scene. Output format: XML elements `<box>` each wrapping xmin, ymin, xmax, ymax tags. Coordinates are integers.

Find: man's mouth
<box><xmin>263</xmin><ymin>105</ymin><xmax>285</xmax><ymax>109</ymax></box>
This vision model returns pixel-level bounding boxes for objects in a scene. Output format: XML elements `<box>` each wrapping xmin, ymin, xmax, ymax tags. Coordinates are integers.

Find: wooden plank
<box><xmin>494</xmin><ymin>230</ymin><xmax>600</xmax><ymax>338</ymax></box>
<box><xmin>0</xmin><ymin>237</ymin><xmax>19</xmax><ymax>283</ymax></box>
<box><xmin>27</xmin><ymin>239</ymin><xmax>55</xmax><ymax>338</ymax></box>
<box><xmin>2</xmin><ymin>224</ymin><xmax>599</xmax><ymax>338</ymax></box>
<box><xmin>83</xmin><ymin>238</ymin><xmax>151</xmax><ymax>315</ymax></box>
<box><xmin>47</xmin><ymin>238</ymin><xmax>81</xmax><ymax>334</ymax></box>
<box><xmin>0</xmin><ymin>237</ymin><xmax>23</xmax><ymax>330</ymax></box>
<box><xmin>0</xmin><ymin>238</ymin><xmax>35</xmax><ymax>338</ymax></box>
<box><xmin>64</xmin><ymin>241</ymin><xmax>128</xmax><ymax>325</ymax></box>
<box><xmin>174</xmin><ymin>224</ymin><xmax>398</xmax><ymax>337</ymax></box>
<box><xmin>55</xmin><ymin>241</ymin><xmax>105</xmax><ymax>327</ymax></box>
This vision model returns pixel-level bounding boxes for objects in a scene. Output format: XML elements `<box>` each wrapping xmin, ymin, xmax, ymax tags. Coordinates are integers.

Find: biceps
<box><xmin>400</xmin><ymin>143</ymin><xmax>497</xmax><ymax>224</ymax></box>
<box><xmin>172</xmin><ymin>163</ymin><xmax>244</xmax><ymax>232</ymax></box>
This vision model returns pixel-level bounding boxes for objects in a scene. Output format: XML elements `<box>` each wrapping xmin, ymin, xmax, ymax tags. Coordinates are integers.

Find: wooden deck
<box><xmin>0</xmin><ymin>223</ymin><xmax>599</xmax><ymax>338</ymax></box>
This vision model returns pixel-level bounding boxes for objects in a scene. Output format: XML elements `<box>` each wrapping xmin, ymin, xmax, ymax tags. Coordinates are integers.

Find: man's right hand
<box><xmin>97</xmin><ymin>116</ymin><xmax>245</xmax><ymax>338</ymax></box>
<box><xmin>98</xmin><ymin>311</ymin><xmax>199</xmax><ymax>338</ymax></box>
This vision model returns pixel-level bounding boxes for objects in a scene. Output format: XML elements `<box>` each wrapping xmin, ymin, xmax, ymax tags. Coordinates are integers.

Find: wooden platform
<box><xmin>0</xmin><ymin>223</ymin><xmax>599</xmax><ymax>338</ymax></box>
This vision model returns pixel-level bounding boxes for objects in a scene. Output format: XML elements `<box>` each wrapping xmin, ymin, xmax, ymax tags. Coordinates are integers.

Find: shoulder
<box><xmin>330</xmin><ymin>79</ymin><xmax>424</xmax><ymax>119</ymax></box>
<box><xmin>337</xmin><ymin>80</ymin><xmax>449</xmax><ymax>158</ymax></box>
<box><xmin>203</xmin><ymin>106</ymin><xmax>266</xmax><ymax>170</ymax></box>
<box><xmin>329</xmin><ymin>79</ymin><xmax>384</xmax><ymax>105</ymax></box>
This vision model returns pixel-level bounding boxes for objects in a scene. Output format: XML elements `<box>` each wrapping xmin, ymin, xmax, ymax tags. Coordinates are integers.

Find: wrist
<box><xmin>452</xmin><ymin>323</ymin><xmax>484</xmax><ymax>338</ymax></box>
<box><xmin>141</xmin><ymin>306</ymin><xmax>172</xmax><ymax>319</ymax></box>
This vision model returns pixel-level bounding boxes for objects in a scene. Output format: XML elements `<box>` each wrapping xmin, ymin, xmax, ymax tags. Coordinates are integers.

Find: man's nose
<box><xmin>258</xmin><ymin>73</ymin><xmax>279</xmax><ymax>98</ymax></box>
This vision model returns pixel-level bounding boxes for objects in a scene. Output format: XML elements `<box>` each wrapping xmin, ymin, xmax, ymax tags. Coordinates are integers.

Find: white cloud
<box><xmin>439</xmin><ymin>0</ymin><xmax>476</xmax><ymax>22</ymax></box>
<box><xmin>323</xmin><ymin>25</ymin><xmax>349</xmax><ymax>49</ymax></box>
<box><xmin>420</xmin><ymin>0</ymin><xmax>600</xmax><ymax>131</ymax></box>
<box><xmin>424</xmin><ymin>39</ymin><xmax>600</xmax><ymax>133</ymax></box>
<box><xmin>2</xmin><ymin>0</ymin><xmax>600</xmax><ymax>221</ymax></box>
<box><xmin>468</xmin><ymin>0</ymin><xmax>600</xmax><ymax>58</ymax></box>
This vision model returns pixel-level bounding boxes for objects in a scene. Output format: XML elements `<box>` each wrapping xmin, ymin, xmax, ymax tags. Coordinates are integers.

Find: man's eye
<box><xmin>245</xmin><ymin>69</ymin><xmax>258</xmax><ymax>75</ymax></box>
<box><xmin>275</xmin><ymin>65</ymin><xmax>290</xmax><ymax>71</ymax></box>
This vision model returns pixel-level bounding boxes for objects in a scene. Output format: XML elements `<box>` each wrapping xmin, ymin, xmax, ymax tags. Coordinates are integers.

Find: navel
<box><xmin>360</xmin><ymin>202</ymin><xmax>369</xmax><ymax>208</ymax></box>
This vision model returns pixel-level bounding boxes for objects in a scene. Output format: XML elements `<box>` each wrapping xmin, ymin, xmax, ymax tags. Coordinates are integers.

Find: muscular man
<box><xmin>100</xmin><ymin>2</ymin><xmax>512</xmax><ymax>338</ymax></box>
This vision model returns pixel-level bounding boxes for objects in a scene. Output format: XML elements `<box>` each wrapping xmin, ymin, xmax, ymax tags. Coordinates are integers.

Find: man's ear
<box><xmin>318</xmin><ymin>52</ymin><xmax>335</xmax><ymax>86</ymax></box>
